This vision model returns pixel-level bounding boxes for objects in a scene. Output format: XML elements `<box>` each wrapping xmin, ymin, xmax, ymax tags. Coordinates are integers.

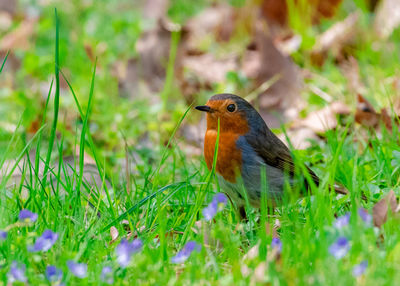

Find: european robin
<box><xmin>196</xmin><ymin>93</ymin><xmax>349</xmax><ymax>213</ymax></box>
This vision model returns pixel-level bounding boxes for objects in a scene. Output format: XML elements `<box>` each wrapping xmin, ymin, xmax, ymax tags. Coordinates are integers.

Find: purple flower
<box><xmin>202</xmin><ymin>193</ymin><xmax>228</xmax><ymax>221</ymax></box>
<box><xmin>329</xmin><ymin>237</ymin><xmax>350</xmax><ymax>259</ymax></box>
<box><xmin>46</xmin><ymin>265</ymin><xmax>63</xmax><ymax>282</ymax></box>
<box><xmin>115</xmin><ymin>239</ymin><xmax>143</xmax><ymax>268</ymax></box>
<box><xmin>171</xmin><ymin>241</ymin><xmax>202</xmax><ymax>264</ymax></box>
<box><xmin>19</xmin><ymin>209</ymin><xmax>38</xmax><ymax>222</ymax></box>
<box><xmin>358</xmin><ymin>208</ymin><xmax>372</xmax><ymax>225</ymax></box>
<box><xmin>271</xmin><ymin>237</ymin><xmax>282</xmax><ymax>253</ymax></box>
<box><xmin>334</xmin><ymin>213</ymin><xmax>350</xmax><ymax>228</ymax></box>
<box><xmin>100</xmin><ymin>266</ymin><xmax>113</xmax><ymax>284</ymax></box>
<box><xmin>67</xmin><ymin>260</ymin><xmax>87</xmax><ymax>278</ymax></box>
<box><xmin>0</xmin><ymin>230</ymin><xmax>7</xmax><ymax>240</ymax></box>
<box><xmin>28</xmin><ymin>229</ymin><xmax>58</xmax><ymax>252</ymax></box>
<box><xmin>353</xmin><ymin>260</ymin><xmax>368</xmax><ymax>277</ymax></box>
<box><xmin>8</xmin><ymin>261</ymin><xmax>27</xmax><ymax>283</ymax></box>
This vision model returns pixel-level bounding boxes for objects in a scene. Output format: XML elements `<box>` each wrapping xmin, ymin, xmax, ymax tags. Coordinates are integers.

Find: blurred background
<box><xmin>0</xmin><ymin>0</ymin><xmax>399</xmax><ymax>180</ymax></box>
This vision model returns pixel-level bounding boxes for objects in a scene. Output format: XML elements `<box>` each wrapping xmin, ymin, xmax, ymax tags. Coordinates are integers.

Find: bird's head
<box><xmin>196</xmin><ymin>93</ymin><xmax>262</xmax><ymax>135</ymax></box>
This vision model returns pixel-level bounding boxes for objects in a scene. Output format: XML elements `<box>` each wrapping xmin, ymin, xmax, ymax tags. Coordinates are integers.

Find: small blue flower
<box><xmin>28</xmin><ymin>229</ymin><xmax>58</xmax><ymax>252</ymax></box>
<box><xmin>100</xmin><ymin>266</ymin><xmax>113</xmax><ymax>284</ymax></box>
<box><xmin>329</xmin><ymin>237</ymin><xmax>350</xmax><ymax>259</ymax></box>
<box><xmin>271</xmin><ymin>237</ymin><xmax>282</xmax><ymax>253</ymax></box>
<box><xmin>67</xmin><ymin>260</ymin><xmax>87</xmax><ymax>278</ymax></box>
<box><xmin>358</xmin><ymin>208</ymin><xmax>372</xmax><ymax>225</ymax></box>
<box><xmin>115</xmin><ymin>239</ymin><xmax>143</xmax><ymax>268</ymax></box>
<box><xmin>202</xmin><ymin>193</ymin><xmax>228</xmax><ymax>221</ymax></box>
<box><xmin>334</xmin><ymin>213</ymin><xmax>350</xmax><ymax>228</ymax></box>
<box><xmin>8</xmin><ymin>261</ymin><xmax>27</xmax><ymax>283</ymax></box>
<box><xmin>352</xmin><ymin>260</ymin><xmax>368</xmax><ymax>277</ymax></box>
<box><xmin>0</xmin><ymin>230</ymin><xmax>7</xmax><ymax>241</ymax></box>
<box><xmin>46</xmin><ymin>265</ymin><xmax>63</xmax><ymax>282</ymax></box>
<box><xmin>171</xmin><ymin>241</ymin><xmax>202</xmax><ymax>264</ymax></box>
<box><xmin>19</xmin><ymin>209</ymin><xmax>38</xmax><ymax>222</ymax></box>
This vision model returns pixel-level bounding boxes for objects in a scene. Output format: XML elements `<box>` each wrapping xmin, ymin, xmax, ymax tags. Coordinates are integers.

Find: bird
<box><xmin>195</xmin><ymin>93</ymin><xmax>349</xmax><ymax>215</ymax></box>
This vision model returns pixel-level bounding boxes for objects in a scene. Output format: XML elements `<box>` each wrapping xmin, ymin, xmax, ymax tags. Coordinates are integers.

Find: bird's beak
<box><xmin>195</xmin><ymin>105</ymin><xmax>212</xmax><ymax>112</ymax></box>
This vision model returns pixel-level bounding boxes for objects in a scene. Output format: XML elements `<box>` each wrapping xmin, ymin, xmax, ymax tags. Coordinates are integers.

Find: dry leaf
<box><xmin>374</xmin><ymin>0</ymin><xmax>400</xmax><ymax>39</ymax></box>
<box><xmin>340</xmin><ymin>57</ymin><xmax>366</xmax><ymax>95</ymax></box>
<box><xmin>278</xmin><ymin>127</ymin><xmax>320</xmax><ymax>150</ymax></box>
<box><xmin>253</xmin><ymin>262</ymin><xmax>267</xmax><ymax>283</ymax></box>
<box><xmin>355</xmin><ymin>94</ymin><xmax>380</xmax><ymax>128</ymax></box>
<box><xmin>110</xmin><ymin>226</ymin><xmax>119</xmax><ymax>244</ymax></box>
<box><xmin>183</xmin><ymin>53</ymin><xmax>237</xmax><ymax>84</ymax></box>
<box><xmin>312</xmin><ymin>12</ymin><xmax>359</xmax><ymax>65</ymax></box>
<box><xmin>295</xmin><ymin>101</ymin><xmax>351</xmax><ymax>134</ymax></box>
<box><xmin>372</xmin><ymin>190</ymin><xmax>398</xmax><ymax>228</ymax></box>
<box><xmin>0</xmin><ymin>18</ymin><xmax>37</xmax><ymax>52</ymax></box>
<box><xmin>0</xmin><ymin>11</ymin><xmax>12</xmax><ymax>31</ymax></box>
<box><xmin>355</xmin><ymin>94</ymin><xmax>399</xmax><ymax>132</ymax></box>
<box><xmin>253</xmin><ymin>28</ymin><xmax>304</xmax><ymax>122</ymax></box>
<box><xmin>260</xmin><ymin>0</ymin><xmax>343</xmax><ymax>28</ymax></box>
<box><xmin>243</xmin><ymin>243</ymin><xmax>260</xmax><ymax>261</ymax></box>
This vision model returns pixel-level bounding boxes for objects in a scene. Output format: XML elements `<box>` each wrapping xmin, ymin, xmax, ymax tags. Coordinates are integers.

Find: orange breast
<box><xmin>204</xmin><ymin>130</ymin><xmax>242</xmax><ymax>183</ymax></box>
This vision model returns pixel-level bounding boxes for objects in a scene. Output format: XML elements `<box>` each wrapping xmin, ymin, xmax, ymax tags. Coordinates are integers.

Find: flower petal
<box><xmin>352</xmin><ymin>260</ymin><xmax>368</xmax><ymax>277</ymax></box>
<box><xmin>46</xmin><ymin>265</ymin><xmax>63</xmax><ymax>282</ymax></box>
<box><xmin>329</xmin><ymin>237</ymin><xmax>350</xmax><ymax>259</ymax></box>
<box><xmin>18</xmin><ymin>209</ymin><xmax>38</xmax><ymax>222</ymax></box>
<box><xmin>171</xmin><ymin>241</ymin><xmax>201</xmax><ymax>264</ymax></box>
<box><xmin>67</xmin><ymin>260</ymin><xmax>87</xmax><ymax>278</ymax></box>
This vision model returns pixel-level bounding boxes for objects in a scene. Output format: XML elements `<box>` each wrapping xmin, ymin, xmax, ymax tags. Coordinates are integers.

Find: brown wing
<box><xmin>245</xmin><ymin>128</ymin><xmax>353</xmax><ymax>197</ymax></box>
<box><xmin>244</xmin><ymin>128</ymin><xmax>320</xmax><ymax>190</ymax></box>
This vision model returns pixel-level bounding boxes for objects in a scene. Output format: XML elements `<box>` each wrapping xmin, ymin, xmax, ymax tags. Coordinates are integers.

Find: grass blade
<box><xmin>42</xmin><ymin>9</ymin><xmax>60</xmax><ymax>186</ymax></box>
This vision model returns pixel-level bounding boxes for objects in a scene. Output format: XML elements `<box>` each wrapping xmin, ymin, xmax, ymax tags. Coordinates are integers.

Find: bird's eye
<box><xmin>227</xmin><ymin>104</ymin><xmax>236</xmax><ymax>112</ymax></box>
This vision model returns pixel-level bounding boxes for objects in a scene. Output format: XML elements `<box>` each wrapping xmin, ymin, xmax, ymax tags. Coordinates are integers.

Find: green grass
<box><xmin>1</xmin><ymin>0</ymin><xmax>400</xmax><ymax>285</ymax></box>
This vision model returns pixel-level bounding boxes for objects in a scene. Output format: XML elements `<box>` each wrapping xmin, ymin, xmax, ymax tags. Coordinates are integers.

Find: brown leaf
<box><xmin>183</xmin><ymin>53</ymin><xmax>237</xmax><ymax>84</ymax></box>
<box><xmin>295</xmin><ymin>101</ymin><xmax>351</xmax><ymax>134</ymax></box>
<box><xmin>0</xmin><ymin>18</ymin><xmax>37</xmax><ymax>52</ymax></box>
<box><xmin>253</xmin><ymin>262</ymin><xmax>267</xmax><ymax>283</ymax></box>
<box><xmin>373</xmin><ymin>190</ymin><xmax>398</xmax><ymax>228</ymax></box>
<box><xmin>253</xmin><ymin>29</ymin><xmax>304</xmax><ymax>122</ymax></box>
<box><xmin>340</xmin><ymin>57</ymin><xmax>366</xmax><ymax>95</ymax></box>
<box><xmin>260</xmin><ymin>0</ymin><xmax>343</xmax><ymax>28</ymax></box>
<box><xmin>0</xmin><ymin>11</ymin><xmax>12</xmax><ymax>31</ymax></box>
<box><xmin>311</xmin><ymin>12</ymin><xmax>359</xmax><ymax>65</ymax></box>
<box><xmin>374</xmin><ymin>0</ymin><xmax>400</xmax><ymax>39</ymax></box>
<box><xmin>277</xmin><ymin>127</ymin><xmax>321</xmax><ymax>150</ymax></box>
<box><xmin>110</xmin><ymin>226</ymin><xmax>119</xmax><ymax>244</ymax></box>
<box><xmin>354</xmin><ymin>94</ymin><xmax>399</xmax><ymax>132</ymax></box>
<box><xmin>355</xmin><ymin>94</ymin><xmax>380</xmax><ymax>128</ymax></box>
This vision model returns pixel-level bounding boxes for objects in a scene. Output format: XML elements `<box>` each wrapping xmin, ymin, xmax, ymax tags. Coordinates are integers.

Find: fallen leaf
<box><xmin>110</xmin><ymin>226</ymin><xmax>119</xmax><ymax>244</ymax></box>
<box><xmin>295</xmin><ymin>101</ymin><xmax>351</xmax><ymax>134</ymax></box>
<box><xmin>183</xmin><ymin>53</ymin><xmax>237</xmax><ymax>84</ymax></box>
<box><xmin>355</xmin><ymin>94</ymin><xmax>380</xmax><ymax>128</ymax></box>
<box><xmin>277</xmin><ymin>127</ymin><xmax>320</xmax><ymax>150</ymax></box>
<box><xmin>185</xmin><ymin>4</ymin><xmax>234</xmax><ymax>49</ymax></box>
<box><xmin>243</xmin><ymin>243</ymin><xmax>260</xmax><ymax>261</ymax></box>
<box><xmin>253</xmin><ymin>262</ymin><xmax>267</xmax><ymax>283</ymax></box>
<box><xmin>340</xmin><ymin>56</ymin><xmax>367</xmax><ymax>95</ymax></box>
<box><xmin>260</xmin><ymin>0</ymin><xmax>343</xmax><ymax>28</ymax></box>
<box><xmin>0</xmin><ymin>18</ymin><xmax>37</xmax><ymax>52</ymax></box>
<box><xmin>142</xmin><ymin>0</ymin><xmax>168</xmax><ymax>20</ymax></box>
<box><xmin>311</xmin><ymin>12</ymin><xmax>359</xmax><ymax>66</ymax></box>
<box><xmin>0</xmin><ymin>11</ymin><xmax>12</xmax><ymax>31</ymax></box>
<box><xmin>253</xmin><ymin>28</ymin><xmax>304</xmax><ymax>122</ymax></box>
<box><xmin>372</xmin><ymin>190</ymin><xmax>398</xmax><ymax>228</ymax></box>
<box><xmin>354</xmin><ymin>94</ymin><xmax>399</xmax><ymax>132</ymax></box>
<box><xmin>374</xmin><ymin>0</ymin><xmax>400</xmax><ymax>39</ymax></box>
